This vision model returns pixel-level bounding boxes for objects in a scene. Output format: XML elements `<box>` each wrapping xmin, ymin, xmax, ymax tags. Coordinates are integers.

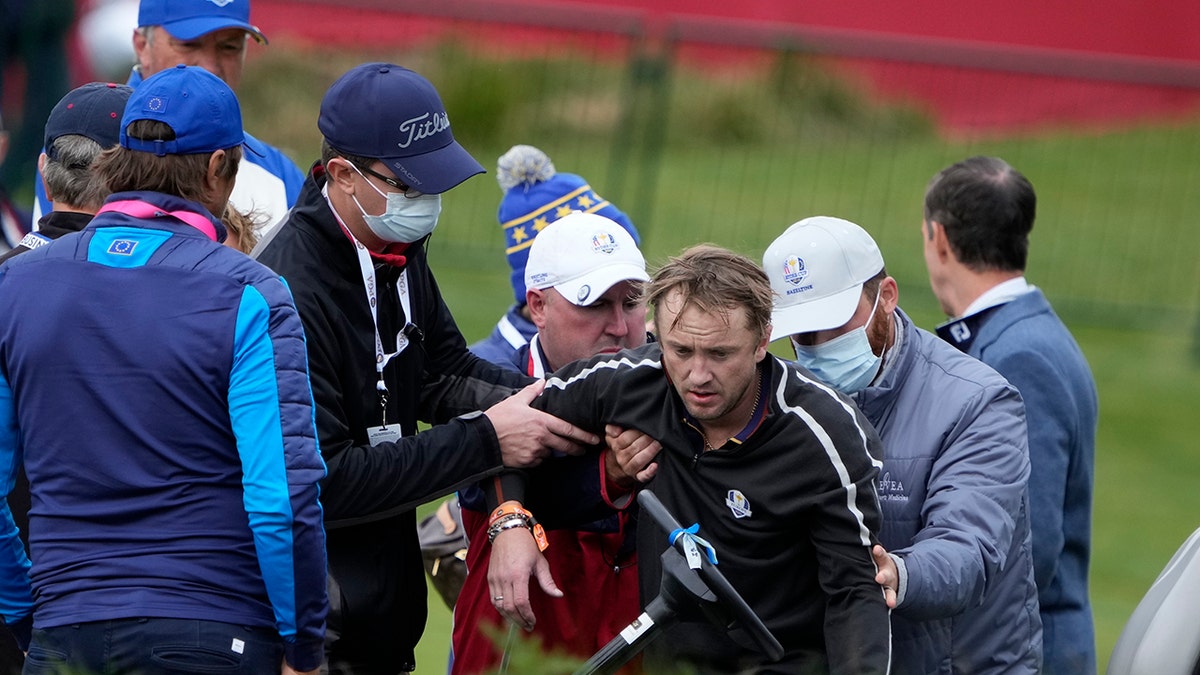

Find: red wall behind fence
<box><xmin>256</xmin><ymin>0</ymin><xmax>1200</xmax><ymax>132</ymax></box>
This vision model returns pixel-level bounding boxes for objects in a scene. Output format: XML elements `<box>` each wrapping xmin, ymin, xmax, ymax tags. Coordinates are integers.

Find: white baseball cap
<box><xmin>525</xmin><ymin>211</ymin><xmax>649</xmax><ymax>306</ymax></box>
<box><xmin>763</xmin><ymin>216</ymin><xmax>885</xmax><ymax>340</ymax></box>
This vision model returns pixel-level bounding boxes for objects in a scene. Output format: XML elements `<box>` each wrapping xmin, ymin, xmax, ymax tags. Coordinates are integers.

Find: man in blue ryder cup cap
<box><xmin>254</xmin><ymin>63</ymin><xmax>596</xmax><ymax>674</ymax></box>
<box><xmin>0</xmin><ymin>64</ymin><xmax>328</xmax><ymax>675</ymax></box>
<box><xmin>30</xmin><ymin>0</ymin><xmax>304</xmax><ymax>235</ymax></box>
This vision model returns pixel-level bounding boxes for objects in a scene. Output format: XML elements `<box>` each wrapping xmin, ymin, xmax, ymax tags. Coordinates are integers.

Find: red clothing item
<box><xmin>451</xmin><ymin>505</ymin><xmax>641</xmax><ymax>674</ymax></box>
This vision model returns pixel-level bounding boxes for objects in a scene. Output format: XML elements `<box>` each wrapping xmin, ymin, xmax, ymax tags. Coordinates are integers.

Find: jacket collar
<box><xmin>939</xmin><ymin>289</ymin><xmax>1051</xmax><ymax>355</ymax></box>
<box><xmin>854</xmin><ymin>308</ymin><xmax>916</xmax><ymax>408</ymax></box>
<box><xmin>35</xmin><ymin>210</ymin><xmax>94</xmax><ymax>239</ymax></box>
<box><xmin>94</xmin><ymin>191</ymin><xmax>227</xmax><ymax>242</ymax></box>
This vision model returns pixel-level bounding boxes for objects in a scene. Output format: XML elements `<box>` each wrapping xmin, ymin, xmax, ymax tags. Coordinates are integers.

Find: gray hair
<box><xmin>44</xmin><ymin>134</ymin><xmax>111</xmax><ymax>211</ymax></box>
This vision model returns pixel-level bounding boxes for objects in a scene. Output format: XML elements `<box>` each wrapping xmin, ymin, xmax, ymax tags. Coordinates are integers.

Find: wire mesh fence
<box><xmin>249</xmin><ymin>1</ymin><xmax>1200</xmax><ymax>334</ymax></box>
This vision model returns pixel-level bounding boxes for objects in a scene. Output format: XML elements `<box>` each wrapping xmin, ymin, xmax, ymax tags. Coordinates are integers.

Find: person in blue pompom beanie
<box><xmin>469</xmin><ymin>144</ymin><xmax>641</xmax><ymax>364</ymax></box>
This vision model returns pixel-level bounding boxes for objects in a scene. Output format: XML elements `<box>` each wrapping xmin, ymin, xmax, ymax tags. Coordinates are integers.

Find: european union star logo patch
<box><xmin>108</xmin><ymin>239</ymin><xmax>138</xmax><ymax>256</ymax></box>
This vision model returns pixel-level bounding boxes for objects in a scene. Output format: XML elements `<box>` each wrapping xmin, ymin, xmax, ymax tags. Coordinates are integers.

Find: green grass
<box><xmin>235</xmin><ymin>42</ymin><xmax>1200</xmax><ymax>673</ymax></box>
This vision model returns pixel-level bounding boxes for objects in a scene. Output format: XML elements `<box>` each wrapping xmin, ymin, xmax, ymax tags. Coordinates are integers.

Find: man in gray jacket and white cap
<box><xmin>763</xmin><ymin>216</ymin><xmax>1042</xmax><ymax>674</ymax></box>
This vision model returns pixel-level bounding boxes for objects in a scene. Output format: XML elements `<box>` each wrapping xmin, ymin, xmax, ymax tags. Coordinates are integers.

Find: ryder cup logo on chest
<box><xmin>591</xmin><ymin>231</ymin><xmax>619</xmax><ymax>255</ymax></box>
<box><xmin>725</xmin><ymin>489</ymin><xmax>753</xmax><ymax>519</ymax></box>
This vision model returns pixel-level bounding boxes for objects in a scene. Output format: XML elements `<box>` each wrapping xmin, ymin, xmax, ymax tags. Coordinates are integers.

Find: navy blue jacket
<box><xmin>468</xmin><ymin>303</ymin><xmax>537</xmax><ymax>366</ymax></box>
<box><xmin>0</xmin><ymin>191</ymin><xmax>328</xmax><ymax>670</ymax></box>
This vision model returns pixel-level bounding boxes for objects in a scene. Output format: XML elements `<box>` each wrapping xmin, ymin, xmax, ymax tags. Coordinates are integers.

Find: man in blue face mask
<box><xmin>763</xmin><ymin>216</ymin><xmax>1044</xmax><ymax>674</ymax></box>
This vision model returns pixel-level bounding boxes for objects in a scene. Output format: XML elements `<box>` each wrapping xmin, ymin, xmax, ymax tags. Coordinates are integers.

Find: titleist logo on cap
<box><xmin>397</xmin><ymin>111</ymin><xmax>450</xmax><ymax>149</ymax></box>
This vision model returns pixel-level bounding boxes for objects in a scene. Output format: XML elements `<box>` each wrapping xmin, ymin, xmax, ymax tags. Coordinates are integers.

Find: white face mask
<box><xmin>791</xmin><ymin>289</ymin><xmax>884</xmax><ymax>395</ymax></box>
<box><xmin>349</xmin><ymin>163</ymin><xmax>442</xmax><ymax>243</ymax></box>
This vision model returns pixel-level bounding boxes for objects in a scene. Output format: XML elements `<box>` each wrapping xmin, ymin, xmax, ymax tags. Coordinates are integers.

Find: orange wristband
<box><xmin>489</xmin><ymin>501</ymin><xmax>549</xmax><ymax>551</ymax></box>
<box><xmin>489</xmin><ymin>501</ymin><xmax>532</xmax><ymax>526</ymax></box>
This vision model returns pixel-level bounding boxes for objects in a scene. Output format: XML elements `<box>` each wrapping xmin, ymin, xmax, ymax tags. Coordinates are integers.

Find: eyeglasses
<box><xmin>357</xmin><ymin>163</ymin><xmax>423</xmax><ymax>199</ymax></box>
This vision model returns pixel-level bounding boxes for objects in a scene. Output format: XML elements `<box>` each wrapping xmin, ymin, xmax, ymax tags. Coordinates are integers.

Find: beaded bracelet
<box><xmin>487</xmin><ymin>516</ymin><xmax>532</xmax><ymax>543</ymax></box>
<box><xmin>489</xmin><ymin>501</ymin><xmax>534</xmax><ymax>526</ymax></box>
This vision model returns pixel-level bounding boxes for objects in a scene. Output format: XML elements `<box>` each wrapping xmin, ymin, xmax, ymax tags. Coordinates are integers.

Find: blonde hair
<box><xmin>222</xmin><ymin>207</ymin><xmax>262</xmax><ymax>254</ymax></box>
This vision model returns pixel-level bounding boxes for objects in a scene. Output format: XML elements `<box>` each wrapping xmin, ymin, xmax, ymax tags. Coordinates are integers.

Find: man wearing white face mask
<box><xmin>763</xmin><ymin>216</ymin><xmax>1043</xmax><ymax>674</ymax></box>
<box><xmin>254</xmin><ymin>63</ymin><xmax>598</xmax><ymax>674</ymax></box>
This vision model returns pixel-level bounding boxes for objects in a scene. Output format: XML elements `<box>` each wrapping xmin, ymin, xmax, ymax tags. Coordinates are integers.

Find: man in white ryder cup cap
<box><xmin>522</xmin><ymin>211</ymin><xmax>651</xmax><ymax>369</ymax></box>
<box><xmin>452</xmin><ymin>210</ymin><xmax>656</xmax><ymax>673</ymax></box>
<box><xmin>763</xmin><ymin>215</ymin><xmax>1042</xmax><ymax>674</ymax></box>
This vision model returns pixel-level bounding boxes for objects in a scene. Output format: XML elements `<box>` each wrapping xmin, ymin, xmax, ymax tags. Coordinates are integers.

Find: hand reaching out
<box><xmin>872</xmin><ymin>544</ymin><xmax>899</xmax><ymax>609</ymax></box>
<box><xmin>485</xmin><ymin>380</ymin><xmax>599</xmax><ymax>467</ymax></box>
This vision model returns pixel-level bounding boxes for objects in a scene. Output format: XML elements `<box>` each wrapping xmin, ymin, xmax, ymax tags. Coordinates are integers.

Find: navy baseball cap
<box><xmin>44</xmin><ymin>82</ymin><xmax>134</xmax><ymax>161</ymax></box>
<box><xmin>318</xmin><ymin>63</ymin><xmax>485</xmax><ymax>195</ymax></box>
<box><xmin>138</xmin><ymin>0</ymin><xmax>267</xmax><ymax>44</ymax></box>
<box><xmin>120</xmin><ymin>64</ymin><xmax>261</xmax><ymax>156</ymax></box>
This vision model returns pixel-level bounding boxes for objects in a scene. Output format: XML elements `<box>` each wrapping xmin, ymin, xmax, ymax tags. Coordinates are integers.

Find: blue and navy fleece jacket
<box><xmin>0</xmin><ymin>191</ymin><xmax>328</xmax><ymax>671</ymax></box>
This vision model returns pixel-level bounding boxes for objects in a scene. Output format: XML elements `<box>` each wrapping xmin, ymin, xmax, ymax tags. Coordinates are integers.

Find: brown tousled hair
<box><xmin>646</xmin><ymin>244</ymin><xmax>773</xmax><ymax>341</ymax></box>
<box><xmin>96</xmin><ymin>119</ymin><xmax>240</xmax><ymax>205</ymax></box>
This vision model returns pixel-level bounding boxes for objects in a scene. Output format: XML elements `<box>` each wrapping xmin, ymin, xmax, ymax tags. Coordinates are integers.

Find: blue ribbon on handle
<box><xmin>669</xmin><ymin>523</ymin><xmax>719</xmax><ymax>569</ymax></box>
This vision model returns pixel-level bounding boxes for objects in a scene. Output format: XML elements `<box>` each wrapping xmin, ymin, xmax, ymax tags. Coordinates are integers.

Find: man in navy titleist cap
<box><xmin>0</xmin><ymin>64</ymin><xmax>328</xmax><ymax>675</ymax></box>
<box><xmin>30</xmin><ymin>0</ymin><xmax>304</xmax><ymax>235</ymax></box>
<box><xmin>254</xmin><ymin>63</ymin><xmax>596</xmax><ymax>674</ymax></box>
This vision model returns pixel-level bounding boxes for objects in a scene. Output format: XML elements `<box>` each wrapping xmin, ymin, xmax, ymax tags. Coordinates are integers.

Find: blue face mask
<box><xmin>350</xmin><ymin>164</ymin><xmax>442</xmax><ymax>244</ymax></box>
<box><xmin>791</xmin><ymin>290</ymin><xmax>884</xmax><ymax>395</ymax></box>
